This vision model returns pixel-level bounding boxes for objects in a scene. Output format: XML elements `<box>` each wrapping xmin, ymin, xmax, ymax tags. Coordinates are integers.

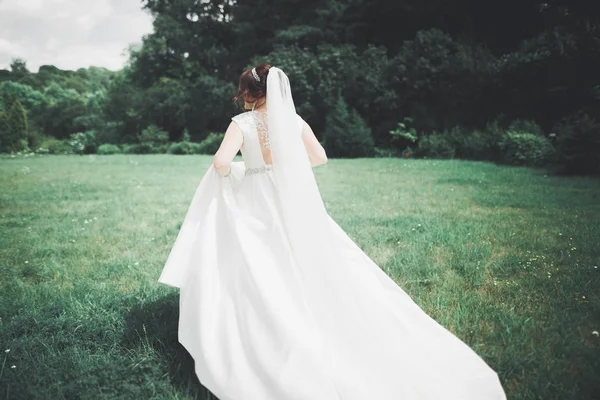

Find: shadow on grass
<box><xmin>123</xmin><ymin>293</ymin><xmax>218</xmax><ymax>400</ymax></box>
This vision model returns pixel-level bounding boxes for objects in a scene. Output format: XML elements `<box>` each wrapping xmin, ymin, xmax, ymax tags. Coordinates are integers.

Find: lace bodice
<box><xmin>251</xmin><ymin>111</ymin><xmax>270</xmax><ymax>150</ymax></box>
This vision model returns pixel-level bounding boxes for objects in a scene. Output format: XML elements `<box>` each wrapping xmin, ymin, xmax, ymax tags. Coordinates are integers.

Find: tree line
<box><xmin>0</xmin><ymin>0</ymin><xmax>598</xmax><ymax>174</ymax></box>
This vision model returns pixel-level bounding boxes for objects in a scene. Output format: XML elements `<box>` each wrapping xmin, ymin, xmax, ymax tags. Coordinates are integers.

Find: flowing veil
<box><xmin>267</xmin><ymin>67</ymin><xmax>332</xmax><ymax>269</ymax></box>
<box><xmin>265</xmin><ymin>67</ymin><xmax>393</xmax><ymax>393</ymax></box>
<box><xmin>265</xmin><ymin>66</ymin><xmax>339</xmax><ymax>378</ymax></box>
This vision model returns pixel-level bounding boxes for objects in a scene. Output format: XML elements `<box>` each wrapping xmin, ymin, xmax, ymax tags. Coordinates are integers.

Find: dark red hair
<box><xmin>233</xmin><ymin>63</ymin><xmax>271</xmax><ymax>107</ymax></box>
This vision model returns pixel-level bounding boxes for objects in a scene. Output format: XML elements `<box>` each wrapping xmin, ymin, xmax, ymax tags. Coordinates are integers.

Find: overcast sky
<box><xmin>0</xmin><ymin>0</ymin><xmax>154</xmax><ymax>72</ymax></box>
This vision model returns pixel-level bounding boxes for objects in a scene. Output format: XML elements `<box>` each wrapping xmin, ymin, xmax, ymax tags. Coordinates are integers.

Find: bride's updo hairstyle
<box><xmin>233</xmin><ymin>63</ymin><xmax>271</xmax><ymax>107</ymax></box>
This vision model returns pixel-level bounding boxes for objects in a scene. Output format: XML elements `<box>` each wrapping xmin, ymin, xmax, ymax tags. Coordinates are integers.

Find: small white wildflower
<box><xmin>10</xmin><ymin>365</ymin><xmax>16</xmax><ymax>369</ymax></box>
<box><xmin>592</xmin><ymin>331</ymin><xmax>599</xmax><ymax>337</ymax></box>
<box><xmin>84</xmin><ymin>220</ymin><xmax>89</xmax><ymax>224</ymax></box>
<box><xmin>4</xmin><ymin>349</ymin><xmax>9</xmax><ymax>353</ymax></box>
<box><xmin>24</xmin><ymin>261</ymin><xmax>28</xmax><ymax>264</ymax></box>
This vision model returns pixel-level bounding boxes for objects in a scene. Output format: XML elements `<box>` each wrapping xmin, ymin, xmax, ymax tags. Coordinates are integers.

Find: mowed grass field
<box><xmin>1</xmin><ymin>154</ymin><xmax>599</xmax><ymax>400</ymax></box>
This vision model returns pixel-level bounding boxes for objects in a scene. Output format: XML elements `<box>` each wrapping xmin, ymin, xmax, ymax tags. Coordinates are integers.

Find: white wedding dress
<box><xmin>158</xmin><ymin>108</ymin><xmax>507</xmax><ymax>400</ymax></box>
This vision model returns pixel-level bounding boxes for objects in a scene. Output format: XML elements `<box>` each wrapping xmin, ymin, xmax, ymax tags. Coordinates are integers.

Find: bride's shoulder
<box><xmin>232</xmin><ymin>111</ymin><xmax>252</xmax><ymax>123</ymax></box>
<box><xmin>295</xmin><ymin>113</ymin><xmax>305</xmax><ymax>130</ymax></box>
<box><xmin>231</xmin><ymin>111</ymin><xmax>254</xmax><ymax>131</ymax></box>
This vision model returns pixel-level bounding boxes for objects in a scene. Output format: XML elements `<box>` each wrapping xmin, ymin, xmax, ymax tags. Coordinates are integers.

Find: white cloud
<box><xmin>0</xmin><ymin>0</ymin><xmax>154</xmax><ymax>71</ymax></box>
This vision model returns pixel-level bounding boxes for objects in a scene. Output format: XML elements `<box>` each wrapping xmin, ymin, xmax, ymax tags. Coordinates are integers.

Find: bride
<box><xmin>158</xmin><ymin>64</ymin><xmax>507</xmax><ymax>400</ymax></box>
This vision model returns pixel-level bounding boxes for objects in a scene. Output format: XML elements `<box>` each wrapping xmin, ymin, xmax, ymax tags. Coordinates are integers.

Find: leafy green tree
<box><xmin>42</xmin><ymin>83</ymin><xmax>87</xmax><ymax>138</ymax></box>
<box><xmin>73</xmin><ymin>90</ymin><xmax>107</xmax><ymax>132</ymax></box>
<box><xmin>322</xmin><ymin>94</ymin><xmax>374</xmax><ymax>158</ymax></box>
<box><xmin>138</xmin><ymin>77</ymin><xmax>189</xmax><ymax>139</ymax></box>
<box><xmin>0</xmin><ymin>111</ymin><xmax>8</xmax><ymax>152</ymax></box>
<box><xmin>257</xmin><ymin>43</ymin><xmax>391</xmax><ymax>145</ymax></box>
<box><xmin>387</xmin><ymin>28</ymin><xmax>497</xmax><ymax>133</ymax></box>
<box><xmin>9</xmin><ymin>59</ymin><xmax>32</xmax><ymax>85</ymax></box>
<box><xmin>0</xmin><ymin>81</ymin><xmax>45</xmax><ymax>120</ymax></box>
<box><xmin>185</xmin><ymin>74</ymin><xmax>237</xmax><ymax>139</ymax></box>
<box><xmin>1</xmin><ymin>100</ymin><xmax>28</xmax><ymax>152</ymax></box>
<box><xmin>103</xmin><ymin>69</ymin><xmax>143</xmax><ymax>142</ymax></box>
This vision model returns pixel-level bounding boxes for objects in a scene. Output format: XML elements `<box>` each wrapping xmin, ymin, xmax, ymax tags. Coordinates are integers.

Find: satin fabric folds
<box><xmin>158</xmin><ymin>160</ymin><xmax>506</xmax><ymax>400</ymax></box>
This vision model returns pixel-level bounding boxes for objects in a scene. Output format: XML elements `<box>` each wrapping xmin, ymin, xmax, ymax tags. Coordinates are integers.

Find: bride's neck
<box><xmin>253</xmin><ymin>98</ymin><xmax>267</xmax><ymax>112</ymax></box>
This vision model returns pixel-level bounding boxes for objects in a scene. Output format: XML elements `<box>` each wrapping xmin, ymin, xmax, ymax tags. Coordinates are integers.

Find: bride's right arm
<box><xmin>300</xmin><ymin>121</ymin><xmax>328</xmax><ymax>167</ymax></box>
<box><xmin>213</xmin><ymin>121</ymin><xmax>243</xmax><ymax>176</ymax></box>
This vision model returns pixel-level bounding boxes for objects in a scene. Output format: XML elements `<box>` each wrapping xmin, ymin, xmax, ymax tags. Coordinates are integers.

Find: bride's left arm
<box><xmin>300</xmin><ymin>120</ymin><xmax>328</xmax><ymax>167</ymax></box>
<box><xmin>213</xmin><ymin>121</ymin><xmax>243</xmax><ymax>177</ymax></box>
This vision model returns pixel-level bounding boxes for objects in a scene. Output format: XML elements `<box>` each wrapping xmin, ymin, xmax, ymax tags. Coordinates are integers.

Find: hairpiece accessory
<box><xmin>251</xmin><ymin>67</ymin><xmax>260</xmax><ymax>82</ymax></box>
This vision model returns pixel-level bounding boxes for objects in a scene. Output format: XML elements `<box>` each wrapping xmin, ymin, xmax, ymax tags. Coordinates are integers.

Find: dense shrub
<box><xmin>322</xmin><ymin>95</ymin><xmax>375</xmax><ymax>158</ymax></box>
<box><xmin>139</xmin><ymin>124</ymin><xmax>169</xmax><ymax>147</ymax></box>
<box><xmin>121</xmin><ymin>124</ymin><xmax>171</xmax><ymax>154</ymax></box>
<box><xmin>417</xmin><ymin>132</ymin><xmax>456</xmax><ymax>158</ymax></box>
<box><xmin>482</xmin><ymin>119</ymin><xmax>508</xmax><ymax>161</ymax></box>
<box><xmin>447</xmin><ymin>126</ymin><xmax>502</xmax><ymax>161</ymax></box>
<box><xmin>507</xmin><ymin>119</ymin><xmax>543</xmax><ymax>136</ymax></box>
<box><xmin>553</xmin><ymin>112</ymin><xmax>600</xmax><ymax>175</ymax></box>
<box><xmin>498</xmin><ymin>131</ymin><xmax>555</xmax><ymax>166</ymax></box>
<box><xmin>167</xmin><ymin>141</ymin><xmax>202</xmax><ymax>155</ymax></box>
<box><xmin>167</xmin><ymin>142</ymin><xmax>185</xmax><ymax>155</ymax></box>
<box><xmin>388</xmin><ymin>117</ymin><xmax>419</xmax><ymax>155</ymax></box>
<box><xmin>165</xmin><ymin>133</ymin><xmax>224</xmax><ymax>156</ymax></box>
<box><xmin>122</xmin><ymin>143</ymin><xmax>153</xmax><ymax>154</ymax></box>
<box><xmin>68</xmin><ymin>131</ymin><xmax>97</xmax><ymax>154</ymax></box>
<box><xmin>26</xmin><ymin>127</ymin><xmax>42</xmax><ymax>151</ymax></box>
<box><xmin>197</xmin><ymin>132</ymin><xmax>224</xmax><ymax>154</ymax></box>
<box><xmin>155</xmin><ymin>143</ymin><xmax>170</xmax><ymax>153</ymax></box>
<box><xmin>121</xmin><ymin>142</ymin><xmax>169</xmax><ymax>154</ymax></box>
<box><xmin>97</xmin><ymin>144</ymin><xmax>122</xmax><ymax>155</ymax></box>
<box><xmin>374</xmin><ymin>147</ymin><xmax>403</xmax><ymax>158</ymax></box>
<box><xmin>94</xmin><ymin>121</ymin><xmax>124</xmax><ymax>145</ymax></box>
<box><xmin>37</xmin><ymin>137</ymin><xmax>72</xmax><ymax>154</ymax></box>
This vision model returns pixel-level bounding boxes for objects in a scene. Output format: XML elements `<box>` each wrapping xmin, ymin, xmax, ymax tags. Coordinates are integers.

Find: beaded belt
<box><xmin>245</xmin><ymin>164</ymin><xmax>273</xmax><ymax>176</ymax></box>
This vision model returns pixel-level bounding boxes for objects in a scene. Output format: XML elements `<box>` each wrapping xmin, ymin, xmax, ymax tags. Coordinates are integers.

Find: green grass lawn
<box><xmin>1</xmin><ymin>154</ymin><xmax>599</xmax><ymax>399</ymax></box>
